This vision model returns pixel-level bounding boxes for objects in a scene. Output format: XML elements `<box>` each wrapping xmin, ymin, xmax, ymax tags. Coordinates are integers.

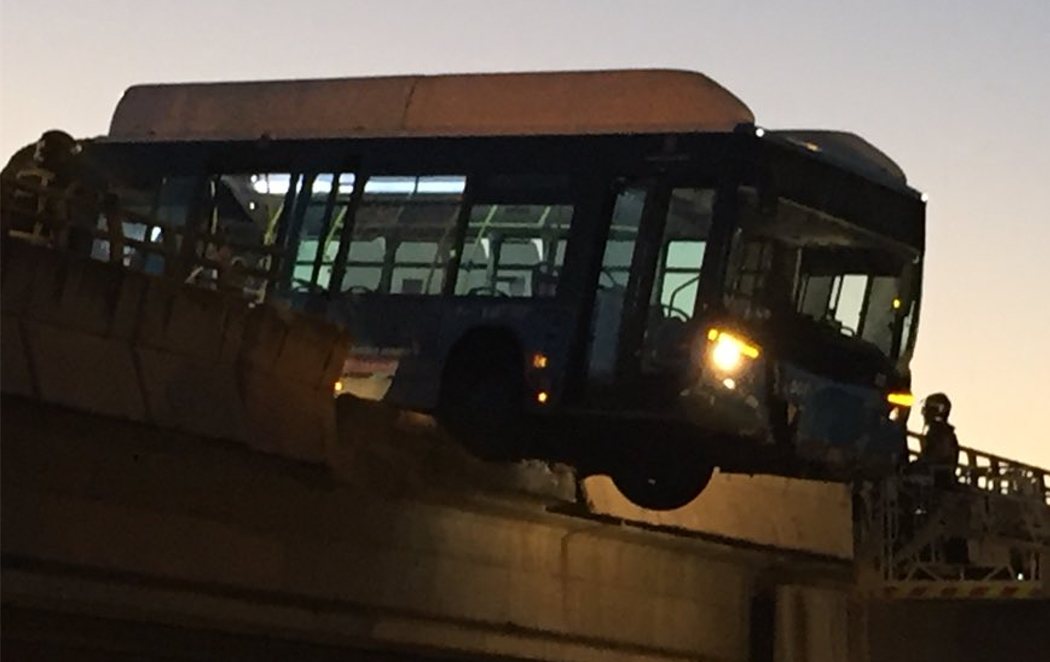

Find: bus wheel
<box><xmin>437</xmin><ymin>337</ymin><xmax>524</xmax><ymax>460</ymax></box>
<box><xmin>611</xmin><ymin>457</ymin><xmax>713</xmax><ymax>510</ymax></box>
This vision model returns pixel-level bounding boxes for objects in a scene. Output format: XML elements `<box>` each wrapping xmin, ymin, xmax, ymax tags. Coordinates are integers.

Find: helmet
<box><xmin>33</xmin><ymin>130</ymin><xmax>79</xmax><ymax>166</ymax></box>
<box><xmin>922</xmin><ymin>392</ymin><xmax>952</xmax><ymax>421</ymax></box>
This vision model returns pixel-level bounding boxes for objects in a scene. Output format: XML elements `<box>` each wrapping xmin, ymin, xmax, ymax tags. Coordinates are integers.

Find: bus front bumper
<box><xmin>677</xmin><ymin>361</ymin><xmax>907</xmax><ymax>478</ymax></box>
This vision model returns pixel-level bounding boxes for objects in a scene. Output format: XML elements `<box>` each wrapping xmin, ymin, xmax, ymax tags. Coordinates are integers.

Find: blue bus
<box><xmin>86</xmin><ymin>69</ymin><xmax>924</xmax><ymax>508</ymax></box>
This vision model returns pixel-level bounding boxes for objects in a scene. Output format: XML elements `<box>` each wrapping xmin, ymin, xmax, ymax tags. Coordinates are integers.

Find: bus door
<box><xmin>287</xmin><ymin>172</ymin><xmax>467</xmax><ymax>404</ymax></box>
<box><xmin>586</xmin><ymin>179</ymin><xmax>662</xmax><ymax>385</ymax></box>
<box><xmin>442</xmin><ymin>173</ymin><xmax>588</xmax><ymax>403</ymax></box>
<box><xmin>588</xmin><ymin>180</ymin><xmax>717</xmax><ymax>407</ymax></box>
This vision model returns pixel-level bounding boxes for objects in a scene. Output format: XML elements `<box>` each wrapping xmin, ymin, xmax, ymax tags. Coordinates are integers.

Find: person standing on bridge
<box><xmin>918</xmin><ymin>392</ymin><xmax>960</xmax><ymax>489</ymax></box>
<box><xmin>1</xmin><ymin>130</ymin><xmax>105</xmax><ymax>253</ymax></box>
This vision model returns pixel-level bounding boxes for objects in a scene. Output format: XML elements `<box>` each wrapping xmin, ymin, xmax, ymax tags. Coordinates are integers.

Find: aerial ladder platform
<box><xmin>854</xmin><ymin>437</ymin><xmax>1049</xmax><ymax>599</ymax></box>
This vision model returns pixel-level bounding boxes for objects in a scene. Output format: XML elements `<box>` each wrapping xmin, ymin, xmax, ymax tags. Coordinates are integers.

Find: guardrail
<box><xmin>1</xmin><ymin>174</ymin><xmax>286</xmax><ymax>303</ymax></box>
<box><xmin>907</xmin><ymin>432</ymin><xmax>1050</xmax><ymax>506</ymax></box>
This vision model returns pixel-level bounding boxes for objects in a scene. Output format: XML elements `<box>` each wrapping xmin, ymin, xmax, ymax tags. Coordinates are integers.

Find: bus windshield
<box><xmin>725</xmin><ymin>191</ymin><xmax>919</xmax><ymax>358</ymax></box>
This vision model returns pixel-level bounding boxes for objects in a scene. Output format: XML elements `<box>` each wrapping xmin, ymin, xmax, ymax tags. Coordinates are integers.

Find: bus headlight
<box><xmin>886</xmin><ymin>392</ymin><xmax>914</xmax><ymax>407</ymax></box>
<box><xmin>706</xmin><ymin>328</ymin><xmax>761</xmax><ymax>375</ymax></box>
<box><xmin>886</xmin><ymin>392</ymin><xmax>913</xmax><ymax>422</ymax></box>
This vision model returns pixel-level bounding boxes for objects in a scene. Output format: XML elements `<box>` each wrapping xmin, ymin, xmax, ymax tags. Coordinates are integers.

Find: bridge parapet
<box><xmin>1</xmin><ymin>240</ymin><xmax>347</xmax><ymax>461</ymax></box>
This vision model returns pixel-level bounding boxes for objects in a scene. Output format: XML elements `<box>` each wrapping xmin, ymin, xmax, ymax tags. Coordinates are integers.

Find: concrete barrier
<box><xmin>239</xmin><ymin>305</ymin><xmax>346</xmax><ymax>461</ymax></box>
<box><xmin>0</xmin><ymin>241</ymin><xmax>348</xmax><ymax>462</ymax></box>
<box><xmin>21</xmin><ymin>319</ymin><xmax>148</xmax><ymax>421</ymax></box>
<box><xmin>0</xmin><ymin>317</ymin><xmax>34</xmax><ymax>397</ymax></box>
<box><xmin>2</xmin><ymin>245</ymin><xmax>149</xmax><ymax>420</ymax></box>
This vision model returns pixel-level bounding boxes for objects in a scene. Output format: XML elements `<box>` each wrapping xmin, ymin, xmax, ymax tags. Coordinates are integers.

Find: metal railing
<box><xmin>1</xmin><ymin>174</ymin><xmax>287</xmax><ymax>303</ymax></box>
<box><xmin>907</xmin><ymin>432</ymin><xmax>1050</xmax><ymax>507</ymax></box>
<box><xmin>852</xmin><ymin>434</ymin><xmax>1050</xmax><ymax>598</ymax></box>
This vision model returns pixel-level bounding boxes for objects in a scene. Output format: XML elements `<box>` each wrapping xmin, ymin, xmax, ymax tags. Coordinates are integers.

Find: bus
<box><xmin>84</xmin><ymin>69</ymin><xmax>925</xmax><ymax>509</ymax></box>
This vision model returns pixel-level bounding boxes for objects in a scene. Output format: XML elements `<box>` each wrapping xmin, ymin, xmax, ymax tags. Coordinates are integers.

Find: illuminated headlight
<box><xmin>706</xmin><ymin>328</ymin><xmax>761</xmax><ymax>375</ymax></box>
<box><xmin>886</xmin><ymin>392</ymin><xmax>913</xmax><ymax>421</ymax></box>
<box><xmin>887</xmin><ymin>392</ymin><xmax>914</xmax><ymax>407</ymax></box>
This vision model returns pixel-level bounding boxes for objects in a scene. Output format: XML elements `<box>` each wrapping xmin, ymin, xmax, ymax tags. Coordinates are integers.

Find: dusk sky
<box><xmin>2</xmin><ymin>1</ymin><xmax>1048</xmax><ymax>467</ymax></box>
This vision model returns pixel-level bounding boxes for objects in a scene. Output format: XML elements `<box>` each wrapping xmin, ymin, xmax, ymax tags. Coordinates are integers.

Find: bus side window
<box><xmin>861</xmin><ymin>275</ymin><xmax>899</xmax><ymax>354</ymax></box>
<box><xmin>289</xmin><ymin>173</ymin><xmax>355</xmax><ymax>292</ymax></box>
<box><xmin>641</xmin><ymin>187</ymin><xmax>714</xmax><ymax>367</ymax></box>
<box><xmin>454</xmin><ymin>182</ymin><xmax>575</xmax><ymax>298</ymax></box>
<box><xmin>589</xmin><ymin>186</ymin><xmax>646</xmax><ymax>379</ymax></box>
<box><xmin>832</xmin><ymin>274</ymin><xmax>867</xmax><ymax>335</ymax></box>
<box><xmin>346</xmin><ymin>237</ymin><xmax>384</xmax><ymax>291</ymax></box>
<box><xmin>650</xmin><ymin>188</ymin><xmax>714</xmax><ymax>319</ymax></box>
<box><xmin>339</xmin><ymin>175</ymin><xmax>465</xmax><ymax>294</ymax></box>
<box><xmin>136</xmin><ymin>176</ymin><xmax>198</xmax><ymax>275</ymax></box>
<box><xmin>115</xmin><ymin>171</ymin><xmax>281</xmax><ymax>290</ymax></box>
<box><xmin>659</xmin><ymin>240</ymin><xmax>707</xmax><ymax>317</ymax></box>
<box><xmin>724</xmin><ymin>237</ymin><xmax>774</xmax><ymax>320</ymax></box>
<box><xmin>94</xmin><ymin>174</ymin><xmax>195</xmax><ymax>274</ymax></box>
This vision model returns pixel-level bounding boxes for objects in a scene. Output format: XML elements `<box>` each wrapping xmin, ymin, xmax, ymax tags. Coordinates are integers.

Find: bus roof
<box><xmin>107</xmin><ymin>69</ymin><xmax>755</xmax><ymax>142</ymax></box>
<box><xmin>773</xmin><ymin>130</ymin><xmax>909</xmax><ymax>187</ymax></box>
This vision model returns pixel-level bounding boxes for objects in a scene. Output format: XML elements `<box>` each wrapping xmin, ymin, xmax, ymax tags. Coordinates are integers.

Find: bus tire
<box><xmin>437</xmin><ymin>334</ymin><xmax>524</xmax><ymax>460</ymax></box>
<box><xmin>611</xmin><ymin>457</ymin><xmax>713</xmax><ymax>510</ymax></box>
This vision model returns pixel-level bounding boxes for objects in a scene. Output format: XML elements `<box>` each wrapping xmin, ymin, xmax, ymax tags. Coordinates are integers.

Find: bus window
<box><xmin>600</xmin><ymin>187</ymin><xmax>645</xmax><ymax>288</ymax></box>
<box><xmin>199</xmin><ymin>171</ymin><xmax>297</xmax><ymax>296</ymax></box>
<box><xmin>642</xmin><ymin>188</ymin><xmax>714</xmax><ymax>365</ymax></box>
<box><xmin>652</xmin><ymin>188</ymin><xmax>714</xmax><ymax>316</ymax></box>
<box><xmin>92</xmin><ymin>172</ymin><xmax>163</xmax><ymax>267</ymax></box>
<box><xmin>133</xmin><ymin>175</ymin><xmax>198</xmax><ymax>275</ymax></box>
<box><xmin>732</xmin><ymin>192</ymin><xmax>916</xmax><ymax>359</ymax></box>
<box><xmin>798</xmin><ymin>272</ymin><xmax>833</xmax><ymax>320</ymax></box>
<box><xmin>832</xmin><ymin>273</ymin><xmax>867</xmax><ymax>335</ymax></box>
<box><xmin>455</xmin><ymin>202</ymin><xmax>575</xmax><ymax>298</ymax></box>
<box><xmin>288</xmin><ymin>173</ymin><xmax>354</xmax><ymax>291</ymax></box>
<box><xmin>104</xmin><ymin>172</ymin><xmax>275</xmax><ymax>283</ymax></box>
<box><xmin>724</xmin><ymin>237</ymin><xmax>779</xmax><ymax>321</ymax></box>
<box><xmin>795</xmin><ymin>269</ymin><xmax>902</xmax><ymax>355</ymax></box>
<box><xmin>338</xmin><ymin>175</ymin><xmax>465</xmax><ymax>294</ymax></box>
<box><xmin>660</xmin><ymin>240</ymin><xmax>707</xmax><ymax>316</ymax></box>
<box><xmin>590</xmin><ymin>186</ymin><xmax>646</xmax><ymax>378</ymax></box>
<box><xmin>861</xmin><ymin>275</ymin><xmax>899</xmax><ymax>353</ymax></box>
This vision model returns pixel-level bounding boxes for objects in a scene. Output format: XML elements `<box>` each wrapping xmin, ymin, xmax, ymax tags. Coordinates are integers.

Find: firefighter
<box><xmin>2</xmin><ymin>131</ymin><xmax>68</xmax><ymax>238</ymax></box>
<box><xmin>919</xmin><ymin>392</ymin><xmax>960</xmax><ymax>489</ymax></box>
<box><xmin>1</xmin><ymin>130</ymin><xmax>98</xmax><ymax>251</ymax></box>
